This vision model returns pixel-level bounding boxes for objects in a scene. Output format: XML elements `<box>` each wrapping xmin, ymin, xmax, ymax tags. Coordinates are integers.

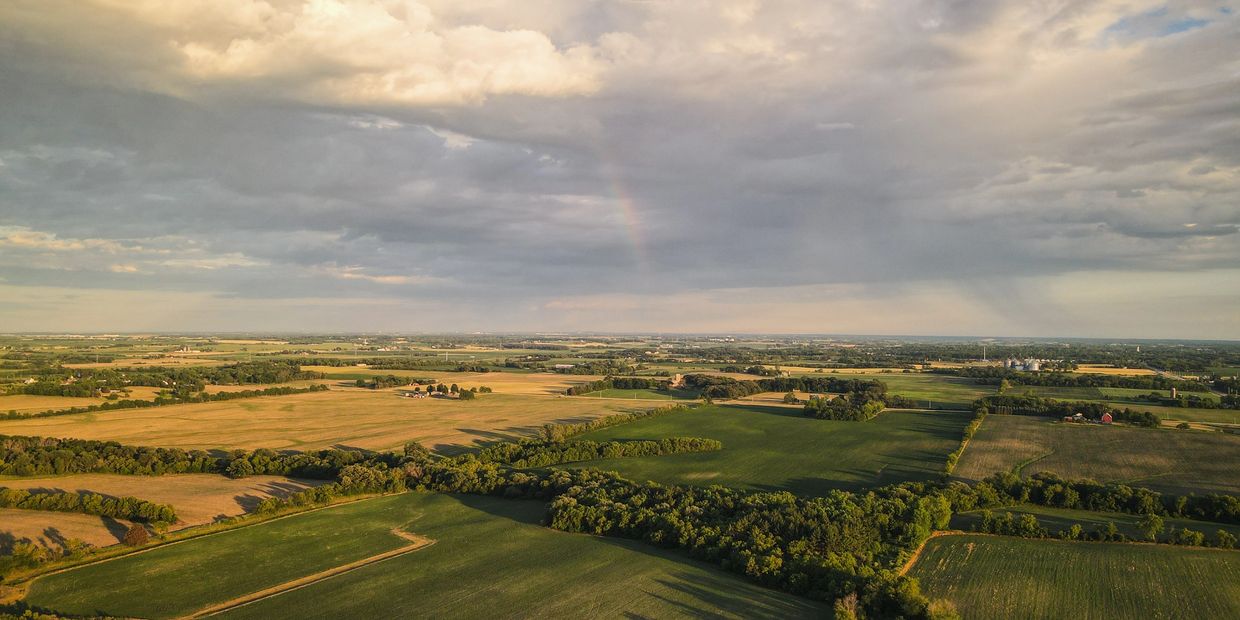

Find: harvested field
<box><xmin>303</xmin><ymin>368</ymin><xmax>602</xmax><ymax>396</ymax></box>
<box><xmin>0</xmin><ymin>387</ymin><xmax>164</xmax><ymax>415</ymax></box>
<box><xmin>953</xmin><ymin>414</ymin><xmax>1240</xmax><ymax>495</ymax></box>
<box><xmin>0</xmin><ymin>509</ymin><xmax>132</xmax><ymax>551</ymax></box>
<box><xmin>1074</xmin><ymin>364</ymin><xmax>1157</xmax><ymax>376</ymax></box>
<box><xmin>0</xmin><ymin>474</ymin><xmax>326</xmax><ymax>528</ymax></box>
<box><xmin>0</xmin><ymin>391</ymin><xmax>646</xmax><ymax>454</ymax></box>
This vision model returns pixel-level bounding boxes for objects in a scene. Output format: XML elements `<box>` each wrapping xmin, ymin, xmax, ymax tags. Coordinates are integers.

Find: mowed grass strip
<box><xmin>0</xmin><ymin>391</ymin><xmax>645</xmax><ymax>454</ymax></box>
<box><xmin>565</xmin><ymin>404</ymin><xmax>971</xmax><ymax>495</ymax></box>
<box><xmin>953</xmin><ymin>414</ymin><xmax>1240</xmax><ymax>495</ymax></box>
<box><xmin>910</xmin><ymin>534</ymin><xmax>1240</xmax><ymax>620</ymax></box>
<box><xmin>27</xmin><ymin>494</ymin><xmax>827</xmax><ymax>620</ymax></box>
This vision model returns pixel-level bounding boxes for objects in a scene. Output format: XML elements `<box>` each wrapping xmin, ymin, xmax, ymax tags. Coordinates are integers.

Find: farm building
<box><xmin>1100</xmin><ymin>412</ymin><xmax>1113</xmax><ymax>424</ymax></box>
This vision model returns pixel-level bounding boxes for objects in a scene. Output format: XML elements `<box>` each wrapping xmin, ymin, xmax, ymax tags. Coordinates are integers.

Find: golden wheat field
<box><xmin>0</xmin><ymin>390</ymin><xmax>645</xmax><ymax>453</ymax></box>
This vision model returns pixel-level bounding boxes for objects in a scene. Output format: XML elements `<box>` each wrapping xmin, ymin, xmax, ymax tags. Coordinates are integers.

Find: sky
<box><xmin>0</xmin><ymin>1</ymin><xmax>1237</xmax><ymax>338</ymax></box>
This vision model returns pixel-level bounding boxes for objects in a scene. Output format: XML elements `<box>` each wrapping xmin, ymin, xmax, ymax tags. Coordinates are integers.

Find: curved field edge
<box><xmin>25</xmin><ymin>493</ymin><xmax>828</xmax><ymax>620</ymax></box>
<box><xmin>908</xmin><ymin>533</ymin><xmax>1240</xmax><ymax>620</ymax></box>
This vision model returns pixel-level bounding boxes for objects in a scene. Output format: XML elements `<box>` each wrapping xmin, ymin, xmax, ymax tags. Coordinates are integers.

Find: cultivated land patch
<box><xmin>0</xmin><ymin>390</ymin><xmax>644</xmax><ymax>454</ymax></box>
<box><xmin>851</xmin><ymin>374</ymin><xmax>994</xmax><ymax>410</ymax></box>
<box><xmin>910</xmin><ymin>534</ymin><xmax>1240</xmax><ymax>619</ymax></box>
<box><xmin>1021</xmin><ymin>386</ymin><xmax>1231</xmax><ymax>424</ymax></box>
<box><xmin>0</xmin><ymin>509</ymin><xmax>134</xmax><ymax>551</ymax></box>
<box><xmin>0</xmin><ymin>387</ymin><xmax>165</xmax><ymax>415</ymax></box>
<box><xmin>1074</xmin><ymin>364</ymin><xmax>1158</xmax><ymax>376</ymax></box>
<box><xmin>302</xmin><ymin>368</ymin><xmax>602</xmax><ymax>396</ymax></box>
<box><xmin>0</xmin><ymin>474</ymin><xmax>326</xmax><ymax>530</ymax></box>
<box><xmin>25</xmin><ymin>494</ymin><xmax>827</xmax><ymax>620</ymax></box>
<box><xmin>566</xmin><ymin>404</ymin><xmax>971</xmax><ymax>495</ymax></box>
<box><xmin>953</xmin><ymin>414</ymin><xmax>1240</xmax><ymax>495</ymax></box>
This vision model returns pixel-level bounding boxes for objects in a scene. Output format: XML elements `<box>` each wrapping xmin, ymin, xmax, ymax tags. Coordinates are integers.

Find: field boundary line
<box><xmin>3</xmin><ymin>492</ymin><xmax>398</xmax><ymax>597</ymax></box>
<box><xmin>181</xmin><ymin>529</ymin><xmax>436</xmax><ymax>619</ymax></box>
<box><xmin>899</xmin><ymin>530</ymin><xmax>966</xmax><ymax>575</ymax></box>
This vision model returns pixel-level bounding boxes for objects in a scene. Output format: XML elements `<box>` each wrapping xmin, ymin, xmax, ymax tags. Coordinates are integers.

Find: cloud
<box><xmin>0</xmin><ymin>0</ymin><xmax>1237</xmax><ymax>336</ymax></box>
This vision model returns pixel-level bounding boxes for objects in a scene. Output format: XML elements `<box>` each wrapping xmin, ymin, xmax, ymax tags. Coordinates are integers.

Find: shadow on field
<box><xmin>720</xmin><ymin>403</ymin><xmax>807</xmax><ymax>419</ymax></box>
<box><xmin>447</xmin><ymin>495</ymin><xmax>823</xmax><ymax>618</ymax></box>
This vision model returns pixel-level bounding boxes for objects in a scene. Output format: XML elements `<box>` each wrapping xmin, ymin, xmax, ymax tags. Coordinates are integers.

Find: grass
<box><xmin>581</xmin><ymin>388</ymin><xmax>696</xmax><ymax>400</ymax></box>
<box><xmin>564</xmin><ymin>404</ymin><xmax>972</xmax><ymax>495</ymax></box>
<box><xmin>910</xmin><ymin>534</ymin><xmax>1240</xmax><ymax>619</ymax></box>
<box><xmin>0</xmin><ymin>388</ymin><xmax>164</xmax><ymax>415</ymax></box>
<box><xmin>863</xmin><ymin>374</ymin><xmax>995</xmax><ymax>410</ymax></box>
<box><xmin>953</xmin><ymin>414</ymin><xmax>1240</xmax><ymax>495</ymax></box>
<box><xmin>951</xmin><ymin>505</ymin><xmax>1240</xmax><ymax>542</ymax></box>
<box><xmin>0</xmin><ymin>390</ymin><xmax>647</xmax><ymax>454</ymax></box>
<box><xmin>24</xmin><ymin>493</ymin><xmax>827</xmax><ymax>620</ymax></box>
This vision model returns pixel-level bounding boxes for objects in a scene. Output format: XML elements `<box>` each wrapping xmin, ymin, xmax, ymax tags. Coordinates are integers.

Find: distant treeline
<box><xmin>15</xmin><ymin>360</ymin><xmax>324</xmax><ymax>398</ymax></box>
<box><xmin>934</xmin><ymin>367</ymin><xmax>1204</xmax><ymax>391</ymax></box>
<box><xmin>0</xmin><ymin>487</ymin><xmax>176</xmax><ymax>524</ymax></box>
<box><xmin>565</xmin><ymin>377</ymin><xmax>669</xmax><ymax>395</ymax></box>
<box><xmin>3</xmin><ymin>384</ymin><xmax>329</xmax><ymax>420</ymax></box>
<box><xmin>974</xmin><ymin>395</ymin><xmax>1161</xmax><ymax>427</ymax></box>
<box><xmin>536</xmin><ymin>404</ymin><xmax>699</xmax><ymax>442</ymax></box>
<box><xmin>681</xmin><ymin>373</ymin><xmax>888</xmax><ymax>400</ymax></box>
<box><xmin>467</xmin><ymin>437</ymin><xmax>722</xmax><ymax>469</ymax></box>
<box><xmin>1137</xmin><ymin>392</ymin><xmax>1239</xmax><ymax>410</ymax></box>
<box><xmin>0</xmin><ymin>434</ymin><xmax>396</xmax><ymax>479</ymax></box>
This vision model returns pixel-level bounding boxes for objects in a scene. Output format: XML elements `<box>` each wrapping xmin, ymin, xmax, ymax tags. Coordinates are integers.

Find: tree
<box><xmin>782</xmin><ymin>392</ymin><xmax>799</xmax><ymax>404</ymax></box>
<box><xmin>458</xmin><ymin>389</ymin><xmax>476</xmax><ymax>400</ymax></box>
<box><xmin>1216</xmin><ymin>530</ymin><xmax>1236</xmax><ymax>549</ymax></box>
<box><xmin>832</xmin><ymin>593</ymin><xmax>859</xmax><ymax>620</ymax></box>
<box><xmin>123</xmin><ymin>523</ymin><xmax>149</xmax><ymax>546</ymax></box>
<box><xmin>1138</xmin><ymin>513</ymin><xmax>1164</xmax><ymax>542</ymax></box>
<box><xmin>450</xmin><ymin>383</ymin><xmax>459</xmax><ymax>394</ymax></box>
<box><xmin>437</xmin><ymin>384</ymin><xmax>448</xmax><ymax>394</ymax></box>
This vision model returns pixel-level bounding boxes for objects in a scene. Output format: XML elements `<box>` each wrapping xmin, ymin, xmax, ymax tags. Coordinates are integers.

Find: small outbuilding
<box><xmin>1100</xmin><ymin>412</ymin><xmax>1113</xmax><ymax>424</ymax></box>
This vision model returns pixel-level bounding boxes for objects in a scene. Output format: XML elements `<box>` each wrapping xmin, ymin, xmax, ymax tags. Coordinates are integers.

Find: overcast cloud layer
<box><xmin>1</xmin><ymin>0</ymin><xmax>1237</xmax><ymax>338</ymax></box>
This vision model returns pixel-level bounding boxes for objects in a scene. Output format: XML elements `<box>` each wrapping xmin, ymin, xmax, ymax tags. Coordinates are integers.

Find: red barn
<box><xmin>1100</xmin><ymin>412</ymin><xmax>1113</xmax><ymax>424</ymax></box>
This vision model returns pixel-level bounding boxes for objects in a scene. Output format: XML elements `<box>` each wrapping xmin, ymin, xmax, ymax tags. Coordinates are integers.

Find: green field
<box><xmin>582</xmin><ymin>388</ymin><xmax>696</xmax><ymax>400</ymax></box>
<box><xmin>952</xmin><ymin>505</ymin><xmax>1240</xmax><ymax>542</ymax></box>
<box><xmin>910</xmin><ymin>534</ymin><xmax>1240</xmax><ymax>619</ymax></box>
<box><xmin>864</xmin><ymin>374</ymin><xmax>995</xmax><ymax>409</ymax></box>
<box><xmin>25</xmin><ymin>493</ymin><xmax>826</xmax><ymax>619</ymax></box>
<box><xmin>565</xmin><ymin>404</ymin><xmax>971</xmax><ymax>495</ymax></box>
<box><xmin>953</xmin><ymin>414</ymin><xmax>1240</xmax><ymax>495</ymax></box>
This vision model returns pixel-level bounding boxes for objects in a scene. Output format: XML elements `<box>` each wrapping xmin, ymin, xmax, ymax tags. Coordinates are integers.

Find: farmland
<box><xmin>0</xmin><ymin>390</ymin><xmax>647</xmax><ymax>454</ymax></box>
<box><xmin>565</xmin><ymin>403</ymin><xmax>971</xmax><ymax>495</ymax></box>
<box><xmin>0</xmin><ymin>474</ymin><xmax>326</xmax><ymax>529</ymax></box>
<box><xmin>953</xmin><ymin>414</ymin><xmax>1240</xmax><ymax>495</ymax></box>
<box><xmin>25</xmin><ymin>493</ymin><xmax>827</xmax><ymax>619</ymax></box>
<box><xmin>910</xmin><ymin>534</ymin><xmax>1240</xmax><ymax>619</ymax></box>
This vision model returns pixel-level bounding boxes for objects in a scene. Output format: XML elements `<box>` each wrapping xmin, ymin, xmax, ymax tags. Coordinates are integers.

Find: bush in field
<box><xmin>123</xmin><ymin>524</ymin><xmax>149</xmax><ymax>546</ymax></box>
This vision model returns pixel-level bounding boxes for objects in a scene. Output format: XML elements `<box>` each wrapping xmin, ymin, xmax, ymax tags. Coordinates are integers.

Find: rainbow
<box><xmin>603</xmin><ymin>163</ymin><xmax>649</xmax><ymax>272</ymax></box>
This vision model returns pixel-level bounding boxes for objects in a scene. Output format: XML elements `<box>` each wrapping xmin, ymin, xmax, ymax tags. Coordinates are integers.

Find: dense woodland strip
<box><xmin>2</xmin><ymin>384</ymin><xmax>329</xmax><ymax>420</ymax></box>
<box><xmin>0</xmin><ymin>434</ymin><xmax>395</xmax><ymax>479</ymax></box>
<box><xmin>0</xmin><ymin>488</ymin><xmax>176</xmax><ymax>525</ymax></box>
<box><xmin>466</xmin><ymin>437</ymin><xmax>722</xmax><ymax>468</ymax></box>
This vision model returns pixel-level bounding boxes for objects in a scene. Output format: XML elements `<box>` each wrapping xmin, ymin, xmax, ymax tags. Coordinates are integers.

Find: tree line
<box><xmin>935</xmin><ymin>366</ymin><xmax>1204</xmax><ymax>392</ymax></box>
<box><xmin>465</xmin><ymin>437</ymin><xmax>722</xmax><ymax>468</ymax></box>
<box><xmin>0</xmin><ymin>487</ymin><xmax>176</xmax><ymax>524</ymax></box>
<box><xmin>3</xmin><ymin>384</ymin><xmax>329</xmax><ymax>421</ymax></box>
<box><xmin>0</xmin><ymin>434</ymin><xmax>396</xmax><ymax>479</ymax></box>
<box><xmin>974</xmin><ymin>395</ymin><xmax>1161</xmax><ymax>427</ymax></box>
<box><xmin>15</xmin><ymin>360</ymin><xmax>325</xmax><ymax>398</ymax></box>
<box><xmin>564</xmin><ymin>376</ymin><xmax>670</xmax><ymax>395</ymax></box>
<box><xmin>970</xmin><ymin>509</ymin><xmax>1235</xmax><ymax>548</ymax></box>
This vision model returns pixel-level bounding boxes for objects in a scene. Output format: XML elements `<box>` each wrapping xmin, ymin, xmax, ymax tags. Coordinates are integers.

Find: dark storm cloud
<box><xmin>0</xmin><ymin>0</ymin><xmax>1237</xmax><ymax>335</ymax></box>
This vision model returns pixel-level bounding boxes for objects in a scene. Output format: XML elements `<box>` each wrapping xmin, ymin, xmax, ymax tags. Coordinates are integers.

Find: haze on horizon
<box><xmin>1</xmin><ymin>1</ymin><xmax>1237</xmax><ymax>339</ymax></box>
